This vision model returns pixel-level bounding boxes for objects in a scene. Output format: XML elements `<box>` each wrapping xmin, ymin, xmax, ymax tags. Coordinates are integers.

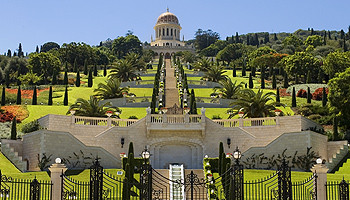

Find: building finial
<box><xmin>167</xmin><ymin>7</ymin><xmax>169</xmax><ymax>12</ymax></box>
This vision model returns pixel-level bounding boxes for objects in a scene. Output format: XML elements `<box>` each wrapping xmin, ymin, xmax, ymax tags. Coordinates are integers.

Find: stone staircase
<box><xmin>170</xmin><ymin>164</ymin><xmax>185</xmax><ymax>200</ymax></box>
<box><xmin>327</xmin><ymin>142</ymin><xmax>349</xmax><ymax>172</ymax></box>
<box><xmin>1</xmin><ymin>143</ymin><xmax>26</xmax><ymax>172</ymax></box>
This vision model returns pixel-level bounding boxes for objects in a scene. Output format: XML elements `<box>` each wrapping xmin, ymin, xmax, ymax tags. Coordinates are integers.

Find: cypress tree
<box><xmin>274</xmin><ymin>33</ymin><xmax>278</xmax><ymax>41</ymax></box>
<box><xmin>18</xmin><ymin>43</ymin><xmax>23</xmax><ymax>57</ymax></box>
<box><xmin>252</xmin><ymin>67</ymin><xmax>256</xmax><ymax>77</ymax></box>
<box><xmin>52</xmin><ymin>69</ymin><xmax>57</xmax><ymax>85</ymax></box>
<box><xmin>322</xmin><ymin>87</ymin><xmax>327</xmax><ymax>107</ymax></box>
<box><xmin>344</xmin><ymin>38</ymin><xmax>348</xmax><ymax>52</ymax></box>
<box><xmin>128</xmin><ymin>142</ymin><xmax>134</xmax><ymax>156</ymax></box>
<box><xmin>272</xmin><ymin>72</ymin><xmax>276</xmax><ymax>89</ymax></box>
<box><xmin>249</xmin><ymin>73</ymin><xmax>254</xmax><ymax>88</ymax></box>
<box><xmin>64</xmin><ymin>70</ymin><xmax>68</xmax><ymax>85</ymax></box>
<box><xmin>48</xmin><ymin>86</ymin><xmax>53</xmax><ymax>105</ymax></box>
<box><xmin>283</xmin><ymin>72</ymin><xmax>289</xmax><ymax>88</ymax></box>
<box><xmin>16</xmin><ymin>86</ymin><xmax>21</xmax><ymax>105</ymax></box>
<box><xmin>32</xmin><ymin>86</ymin><xmax>37</xmax><ymax>105</ymax></box>
<box><xmin>93</xmin><ymin>64</ymin><xmax>98</xmax><ymax>76</ymax></box>
<box><xmin>318</xmin><ymin>69</ymin><xmax>323</xmax><ymax>83</ymax></box>
<box><xmin>218</xmin><ymin>142</ymin><xmax>224</xmax><ymax>175</ymax></box>
<box><xmin>306</xmin><ymin>71</ymin><xmax>311</xmax><ymax>83</ymax></box>
<box><xmin>76</xmin><ymin>70</ymin><xmax>80</xmax><ymax>87</ymax></box>
<box><xmin>10</xmin><ymin>116</ymin><xmax>17</xmax><ymax>140</ymax></box>
<box><xmin>103</xmin><ymin>64</ymin><xmax>107</xmax><ymax>77</ymax></box>
<box><xmin>292</xmin><ymin>87</ymin><xmax>296</xmax><ymax>107</ymax></box>
<box><xmin>7</xmin><ymin>49</ymin><xmax>12</xmax><ymax>57</ymax></box>
<box><xmin>73</xmin><ymin>58</ymin><xmax>77</xmax><ymax>72</ymax></box>
<box><xmin>333</xmin><ymin>116</ymin><xmax>339</xmax><ymax>140</ymax></box>
<box><xmin>63</xmin><ymin>86</ymin><xmax>68</xmax><ymax>106</ymax></box>
<box><xmin>1</xmin><ymin>87</ymin><xmax>5</xmax><ymax>106</ymax></box>
<box><xmin>276</xmin><ymin>87</ymin><xmax>280</xmax><ymax>104</ymax></box>
<box><xmin>88</xmin><ymin>68</ymin><xmax>93</xmax><ymax>87</ymax></box>
<box><xmin>232</xmin><ymin>66</ymin><xmax>236</xmax><ymax>77</ymax></box>
<box><xmin>83</xmin><ymin>59</ymin><xmax>88</xmax><ymax>75</ymax></box>
<box><xmin>36</xmin><ymin>46</ymin><xmax>39</xmax><ymax>53</ymax></box>
<box><xmin>307</xmin><ymin>87</ymin><xmax>311</xmax><ymax>104</ymax></box>
<box><xmin>242</xmin><ymin>65</ymin><xmax>246</xmax><ymax>77</ymax></box>
<box><xmin>190</xmin><ymin>89</ymin><xmax>197</xmax><ymax>114</ymax></box>
<box><xmin>235</xmin><ymin>32</ymin><xmax>239</xmax><ymax>43</ymax></box>
<box><xmin>260</xmin><ymin>66</ymin><xmax>265</xmax><ymax>89</ymax></box>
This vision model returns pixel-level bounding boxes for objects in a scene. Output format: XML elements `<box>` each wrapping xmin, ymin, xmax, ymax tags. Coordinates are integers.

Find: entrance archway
<box><xmin>165</xmin><ymin>52</ymin><xmax>171</xmax><ymax>59</ymax></box>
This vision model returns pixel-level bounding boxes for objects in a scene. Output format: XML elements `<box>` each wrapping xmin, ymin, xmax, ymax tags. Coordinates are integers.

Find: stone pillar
<box><xmin>276</xmin><ymin>116</ymin><xmax>280</xmax><ymax>125</ymax></box>
<box><xmin>239</xmin><ymin>118</ymin><xmax>244</xmax><ymax>127</ymax></box>
<box><xmin>71</xmin><ymin>115</ymin><xmax>75</xmax><ymax>126</ymax></box>
<box><xmin>201</xmin><ymin>107</ymin><xmax>206</xmax><ymax>122</ymax></box>
<box><xmin>107</xmin><ymin>117</ymin><xmax>111</xmax><ymax>127</ymax></box>
<box><xmin>311</xmin><ymin>163</ymin><xmax>329</xmax><ymax>200</ymax></box>
<box><xmin>146</xmin><ymin>107</ymin><xmax>151</xmax><ymax>123</ymax></box>
<box><xmin>184</xmin><ymin>113</ymin><xmax>189</xmax><ymax>123</ymax></box>
<box><xmin>49</xmin><ymin>159</ymin><xmax>68</xmax><ymax>200</ymax></box>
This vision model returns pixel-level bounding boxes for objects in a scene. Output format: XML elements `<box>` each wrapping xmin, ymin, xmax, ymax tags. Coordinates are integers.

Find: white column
<box><xmin>49</xmin><ymin>160</ymin><xmax>68</xmax><ymax>200</ymax></box>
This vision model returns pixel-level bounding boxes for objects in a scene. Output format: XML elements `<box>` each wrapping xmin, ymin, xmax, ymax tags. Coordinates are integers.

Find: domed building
<box><xmin>145</xmin><ymin>9</ymin><xmax>195</xmax><ymax>58</ymax></box>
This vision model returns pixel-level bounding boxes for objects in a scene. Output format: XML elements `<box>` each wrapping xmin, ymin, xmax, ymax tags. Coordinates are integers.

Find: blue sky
<box><xmin>1</xmin><ymin>0</ymin><xmax>349</xmax><ymax>54</ymax></box>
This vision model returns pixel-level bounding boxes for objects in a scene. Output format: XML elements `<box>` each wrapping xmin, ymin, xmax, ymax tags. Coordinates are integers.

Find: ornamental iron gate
<box><xmin>0</xmin><ymin>170</ymin><xmax>52</xmax><ymax>200</ymax></box>
<box><xmin>326</xmin><ymin>179</ymin><xmax>350</xmax><ymax>200</ymax></box>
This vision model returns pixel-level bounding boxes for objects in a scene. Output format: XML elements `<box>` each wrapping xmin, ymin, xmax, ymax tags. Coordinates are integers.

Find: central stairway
<box><xmin>169</xmin><ymin>164</ymin><xmax>185</xmax><ymax>200</ymax></box>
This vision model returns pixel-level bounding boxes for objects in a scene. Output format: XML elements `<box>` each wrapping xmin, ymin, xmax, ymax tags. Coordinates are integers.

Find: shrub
<box><xmin>128</xmin><ymin>116</ymin><xmax>138</xmax><ymax>119</ymax></box>
<box><xmin>21</xmin><ymin>120</ymin><xmax>42</xmax><ymax>133</ymax></box>
<box><xmin>0</xmin><ymin>111</ymin><xmax>16</xmax><ymax>122</ymax></box>
<box><xmin>212</xmin><ymin>115</ymin><xmax>222</xmax><ymax>119</ymax></box>
<box><xmin>312</xmin><ymin>88</ymin><xmax>329</xmax><ymax>100</ymax></box>
<box><xmin>297</xmin><ymin>89</ymin><xmax>307</xmax><ymax>98</ymax></box>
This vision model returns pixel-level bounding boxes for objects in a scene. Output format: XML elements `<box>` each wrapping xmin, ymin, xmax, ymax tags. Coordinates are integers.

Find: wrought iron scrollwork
<box><xmin>340</xmin><ymin>179</ymin><xmax>349</xmax><ymax>200</ymax></box>
<box><xmin>30</xmin><ymin>178</ymin><xmax>40</xmax><ymax>200</ymax></box>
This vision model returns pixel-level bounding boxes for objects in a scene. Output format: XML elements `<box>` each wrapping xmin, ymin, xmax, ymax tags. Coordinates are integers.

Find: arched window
<box><xmin>175</xmin><ymin>29</ymin><xmax>177</xmax><ymax>37</ymax></box>
<box><xmin>159</xmin><ymin>29</ymin><xmax>161</xmax><ymax>38</ymax></box>
<box><xmin>163</xmin><ymin>28</ymin><xmax>165</xmax><ymax>36</ymax></box>
<box><xmin>166</xmin><ymin>43</ymin><xmax>169</xmax><ymax>46</ymax></box>
<box><xmin>167</xmin><ymin>28</ymin><xmax>169</xmax><ymax>36</ymax></box>
<box><xmin>171</xmin><ymin>28</ymin><xmax>173</xmax><ymax>36</ymax></box>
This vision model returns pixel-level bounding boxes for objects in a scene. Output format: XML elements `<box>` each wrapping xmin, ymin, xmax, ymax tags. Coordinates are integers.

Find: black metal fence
<box><xmin>326</xmin><ymin>179</ymin><xmax>350</xmax><ymax>200</ymax></box>
<box><xmin>0</xmin><ymin>170</ymin><xmax>52</xmax><ymax>200</ymax></box>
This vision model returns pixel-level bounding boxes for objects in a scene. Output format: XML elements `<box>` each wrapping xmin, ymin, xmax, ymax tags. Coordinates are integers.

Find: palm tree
<box><xmin>228</xmin><ymin>89</ymin><xmax>278</xmax><ymax>118</ymax></box>
<box><xmin>194</xmin><ymin>57</ymin><xmax>212</xmax><ymax>71</ymax></box>
<box><xmin>68</xmin><ymin>96</ymin><xmax>121</xmax><ymax>117</ymax></box>
<box><xmin>215</xmin><ymin>79</ymin><xmax>243</xmax><ymax>99</ymax></box>
<box><xmin>203</xmin><ymin>65</ymin><xmax>228</xmax><ymax>82</ymax></box>
<box><xmin>109</xmin><ymin>59</ymin><xmax>137</xmax><ymax>82</ymax></box>
<box><xmin>94</xmin><ymin>78</ymin><xmax>129</xmax><ymax>99</ymax></box>
<box><xmin>124</xmin><ymin>52</ymin><xmax>146</xmax><ymax>71</ymax></box>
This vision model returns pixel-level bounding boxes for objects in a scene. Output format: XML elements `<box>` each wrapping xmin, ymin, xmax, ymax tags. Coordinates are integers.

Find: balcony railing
<box><xmin>74</xmin><ymin>116</ymin><xmax>138</xmax><ymax>127</ymax></box>
<box><xmin>213</xmin><ymin>117</ymin><xmax>277</xmax><ymax>127</ymax></box>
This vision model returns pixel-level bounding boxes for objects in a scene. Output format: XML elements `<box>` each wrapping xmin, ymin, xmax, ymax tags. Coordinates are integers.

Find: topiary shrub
<box><xmin>297</xmin><ymin>89</ymin><xmax>307</xmax><ymax>98</ymax></box>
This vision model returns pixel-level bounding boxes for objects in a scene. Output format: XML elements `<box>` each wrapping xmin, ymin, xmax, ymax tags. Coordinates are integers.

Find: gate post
<box><xmin>231</xmin><ymin>147</ymin><xmax>244</xmax><ymax>200</ymax></box>
<box><xmin>278</xmin><ymin>159</ymin><xmax>292</xmax><ymax>200</ymax></box>
<box><xmin>30</xmin><ymin>178</ymin><xmax>40</xmax><ymax>200</ymax></box>
<box><xmin>311</xmin><ymin>160</ymin><xmax>328</xmax><ymax>200</ymax></box>
<box><xmin>49</xmin><ymin>158</ymin><xmax>68</xmax><ymax>200</ymax></box>
<box><xmin>90</xmin><ymin>158</ymin><xmax>103</xmax><ymax>200</ymax></box>
<box><xmin>140</xmin><ymin>160</ymin><xmax>152</xmax><ymax>200</ymax></box>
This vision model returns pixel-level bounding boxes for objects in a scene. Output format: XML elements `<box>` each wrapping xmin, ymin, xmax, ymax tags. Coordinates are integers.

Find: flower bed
<box><xmin>279</xmin><ymin>88</ymin><xmax>290</xmax><ymax>97</ymax></box>
<box><xmin>0</xmin><ymin>105</ymin><xmax>29</xmax><ymax>122</ymax></box>
<box><xmin>6</xmin><ymin>88</ymin><xmax>50</xmax><ymax>99</ymax></box>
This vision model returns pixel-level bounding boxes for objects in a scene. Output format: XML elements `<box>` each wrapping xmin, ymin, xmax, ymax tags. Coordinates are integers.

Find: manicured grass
<box><xmin>119</xmin><ymin>107</ymin><xmax>148</xmax><ymax>119</ymax></box>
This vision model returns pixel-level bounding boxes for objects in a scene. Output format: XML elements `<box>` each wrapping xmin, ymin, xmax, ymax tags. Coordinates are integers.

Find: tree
<box><xmin>307</xmin><ymin>87</ymin><xmax>311</xmax><ymax>104</ymax></box>
<box><xmin>28</xmin><ymin>52</ymin><xmax>61</xmax><ymax>84</ymax></box>
<box><xmin>216</xmin><ymin>79</ymin><xmax>243</xmax><ymax>99</ymax></box>
<box><xmin>64</xmin><ymin>70</ymin><xmax>68</xmax><ymax>85</ymax></box>
<box><xmin>242</xmin><ymin>64</ymin><xmax>246</xmax><ymax>77</ymax></box>
<box><xmin>276</xmin><ymin>87</ymin><xmax>280</xmax><ymax>104</ymax></box>
<box><xmin>40</xmin><ymin>42</ymin><xmax>60</xmax><ymax>52</ymax></box>
<box><xmin>94</xmin><ymin>78</ymin><xmax>129</xmax><ymax>99</ymax></box>
<box><xmin>48</xmin><ymin>86</ymin><xmax>53</xmax><ymax>106</ymax></box>
<box><xmin>128</xmin><ymin>142</ymin><xmax>134</xmax><ymax>157</ymax></box>
<box><xmin>249</xmin><ymin>73</ymin><xmax>253</xmax><ymax>89</ymax></box>
<box><xmin>283</xmin><ymin>72</ymin><xmax>289</xmax><ymax>88</ymax></box>
<box><xmin>93</xmin><ymin>64</ymin><xmax>98</xmax><ymax>76</ymax></box>
<box><xmin>306</xmin><ymin>71</ymin><xmax>312</xmax><ymax>84</ymax></box>
<box><xmin>218</xmin><ymin>142</ymin><xmax>224</xmax><ymax>175</ymax></box>
<box><xmin>283</xmin><ymin>35</ymin><xmax>303</xmax><ymax>47</ymax></box>
<box><xmin>67</xmin><ymin>96</ymin><xmax>121</xmax><ymax>117</ymax></box>
<box><xmin>62</xmin><ymin>87</ymin><xmax>69</xmax><ymax>107</ymax></box>
<box><xmin>7</xmin><ymin>49</ymin><xmax>12</xmax><ymax>57</ymax></box>
<box><xmin>194</xmin><ymin>29</ymin><xmax>220</xmax><ymax>51</ymax></box>
<box><xmin>190</xmin><ymin>89</ymin><xmax>197</xmax><ymax>114</ymax></box>
<box><xmin>304</xmin><ymin>35</ymin><xmax>323</xmax><ymax>48</ymax></box>
<box><xmin>322</xmin><ymin>51</ymin><xmax>350</xmax><ymax>78</ymax></box>
<box><xmin>57</xmin><ymin>42</ymin><xmax>98</xmax><ymax>68</ymax></box>
<box><xmin>103</xmin><ymin>65</ymin><xmax>107</xmax><ymax>77</ymax></box>
<box><xmin>333</xmin><ymin>116</ymin><xmax>339</xmax><ymax>140</ymax></box>
<box><xmin>292</xmin><ymin>87</ymin><xmax>296</xmax><ymax>107</ymax></box>
<box><xmin>83</xmin><ymin>59</ymin><xmax>88</xmax><ymax>75</ymax></box>
<box><xmin>76</xmin><ymin>70</ymin><xmax>80</xmax><ymax>87</ymax></box>
<box><xmin>328</xmin><ymin>68</ymin><xmax>350</xmax><ymax>129</ymax></box>
<box><xmin>228</xmin><ymin>89</ymin><xmax>277</xmax><ymax>118</ymax></box>
<box><xmin>322</xmin><ymin>87</ymin><xmax>327</xmax><ymax>107</ymax></box>
<box><xmin>18</xmin><ymin>43</ymin><xmax>23</xmax><ymax>57</ymax></box>
<box><xmin>272</xmin><ymin>73</ymin><xmax>276</xmax><ymax>89</ymax></box>
<box><xmin>32</xmin><ymin>86</ymin><xmax>37</xmax><ymax>105</ymax></box>
<box><xmin>194</xmin><ymin>57</ymin><xmax>211</xmax><ymax>71</ymax></box>
<box><xmin>260</xmin><ymin>66</ymin><xmax>265</xmax><ymax>89</ymax></box>
<box><xmin>51</xmin><ymin>69</ymin><xmax>57</xmax><ymax>85</ymax></box>
<box><xmin>232</xmin><ymin>65</ymin><xmax>236</xmax><ymax>77</ymax></box>
<box><xmin>88</xmin><ymin>68</ymin><xmax>93</xmax><ymax>87</ymax></box>
<box><xmin>36</xmin><ymin>46</ymin><xmax>40</xmax><ymax>53</ymax></box>
<box><xmin>16</xmin><ymin>86</ymin><xmax>21</xmax><ymax>105</ymax></box>
<box><xmin>203</xmin><ymin>65</ymin><xmax>228</xmax><ymax>82</ymax></box>
<box><xmin>112</xmin><ymin>35</ymin><xmax>142</xmax><ymax>59</ymax></box>
<box><xmin>216</xmin><ymin>43</ymin><xmax>245</xmax><ymax>63</ymax></box>
<box><xmin>1</xmin><ymin>87</ymin><xmax>5</xmax><ymax>106</ymax></box>
<box><xmin>109</xmin><ymin>59</ymin><xmax>137</xmax><ymax>82</ymax></box>
<box><xmin>10</xmin><ymin>116</ymin><xmax>17</xmax><ymax>140</ymax></box>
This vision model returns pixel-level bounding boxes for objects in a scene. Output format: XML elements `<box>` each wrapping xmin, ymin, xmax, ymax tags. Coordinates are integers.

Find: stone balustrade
<box><xmin>213</xmin><ymin>117</ymin><xmax>277</xmax><ymax>127</ymax></box>
<box><xmin>149</xmin><ymin>114</ymin><xmax>203</xmax><ymax>124</ymax></box>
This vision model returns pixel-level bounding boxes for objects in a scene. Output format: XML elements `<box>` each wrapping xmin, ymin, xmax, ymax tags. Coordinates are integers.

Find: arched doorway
<box><xmin>165</xmin><ymin>52</ymin><xmax>171</xmax><ymax>59</ymax></box>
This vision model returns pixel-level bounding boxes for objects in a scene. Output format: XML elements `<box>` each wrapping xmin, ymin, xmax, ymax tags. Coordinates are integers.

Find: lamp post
<box><xmin>231</xmin><ymin>146</ymin><xmax>244</xmax><ymax>200</ymax></box>
<box><xmin>140</xmin><ymin>147</ymin><xmax>152</xmax><ymax>200</ymax></box>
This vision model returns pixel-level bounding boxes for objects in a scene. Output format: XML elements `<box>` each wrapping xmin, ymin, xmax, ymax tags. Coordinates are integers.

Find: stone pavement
<box><xmin>164</xmin><ymin>59</ymin><xmax>179</xmax><ymax>107</ymax></box>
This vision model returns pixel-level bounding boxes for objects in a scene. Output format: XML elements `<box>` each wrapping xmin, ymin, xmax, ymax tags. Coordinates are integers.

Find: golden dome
<box><xmin>156</xmin><ymin>10</ymin><xmax>179</xmax><ymax>25</ymax></box>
